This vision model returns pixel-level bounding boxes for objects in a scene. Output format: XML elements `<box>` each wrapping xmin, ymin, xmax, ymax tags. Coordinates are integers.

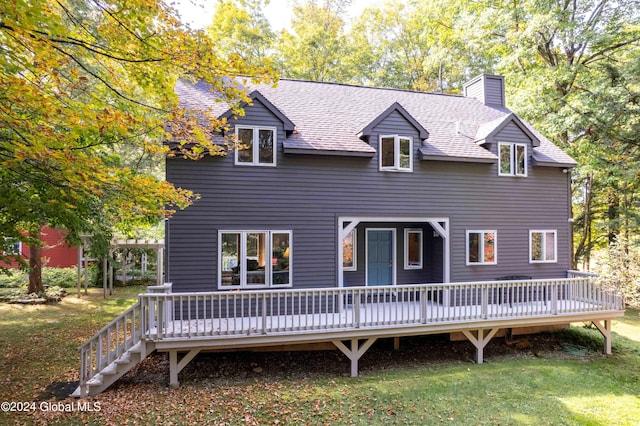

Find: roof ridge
<box><xmin>274</xmin><ymin>77</ymin><xmax>466</xmax><ymax>99</ymax></box>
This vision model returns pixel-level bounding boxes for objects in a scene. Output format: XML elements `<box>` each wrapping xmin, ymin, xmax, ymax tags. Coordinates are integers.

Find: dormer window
<box><xmin>380</xmin><ymin>135</ymin><xmax>413</xmax><ymax>172</ymax></box>
<box><xmin>235</xmin><ymin>126</ymin><xmax>276</xmax><ymax>166</ymax></box>
<box><xmin>498</xmin><ymin>142</ymin><xmax>527</xmax><ymax>176</ymax></box>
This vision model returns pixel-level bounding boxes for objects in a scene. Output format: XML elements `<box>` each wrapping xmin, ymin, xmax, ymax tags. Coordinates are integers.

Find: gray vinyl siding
<box><xmin>463</xmin><ymin>75</ymin><xmax>505</xmax><ymax>107</ymax></box>
<box><xmin>493</xmin><ymin>122</ymin><xmax>534</xmax><ymax>148</ymax></box>
<box><xmin>166</xmin><ymin>101</ymin><xmax>572</xmax><ymax>292</ymax></box>
<box><xmin>485</xmin><ymin>77</ymin><xmax>505</xmax><ymax>107</ymax></box>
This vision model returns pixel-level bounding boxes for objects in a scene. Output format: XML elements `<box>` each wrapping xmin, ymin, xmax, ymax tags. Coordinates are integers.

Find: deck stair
<box><xmin>71</xmin><ymin>301</ymin><xmax>155</xmax><ymax>397</ymax></box>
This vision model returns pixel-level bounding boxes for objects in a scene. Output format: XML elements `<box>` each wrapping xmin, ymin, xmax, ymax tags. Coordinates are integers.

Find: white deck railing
<box><xmin>139</xmin><ymin>276</ymin><xmax>623</xmax><ymax>341</ymax></box>
<box><xmin>78</xmin><ymin>282</ymin><xmax>171</xmax><ymax>388</ymax></box>
<box><xmin>78</xmin><ymin>301</ymin><xmax>143</xmax><ymax>387</ymax></box>
<box><xmin>78</xmin><ymin>275</ymin><xmax>623</xmax><ymax>388</ymax></box>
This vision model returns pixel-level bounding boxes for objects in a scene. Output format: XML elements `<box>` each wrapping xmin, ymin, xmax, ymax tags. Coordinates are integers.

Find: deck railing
<box><xmin>78</xmin><ymin>301</ymin><xmax>143</xmax><ymax>388</ymax></box>
<box><xmin>139</xmin><ymin>276</ymin><xmax>623</xmax><ymax>341</ymax></box>
<box><xmin>77</xmin><ymin>282</ymin><xmax>171</xmax><ymax>389</ymax></box>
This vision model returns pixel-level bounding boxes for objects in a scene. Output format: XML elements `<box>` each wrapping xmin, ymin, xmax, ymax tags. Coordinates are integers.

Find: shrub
<box><xmin>594</xmin><ymin>240</ymin><xmax>640</xmax><ymax>308</ymax></box>
<box><xmin>0</xmin><ymin>271</ymin><xmax>27</xmax><ymax>288</ymax></box>
<box><xmin>0</xmin><ymin>267</ymin><xmax>80</xmax><ymax>289</ymax></box>
<box><xmin>0</xmin><ymin>286</ymin><xmax>66</xmax><ymax>303</ymax></box>
<box><xmin>44</xmin><ymin>286</ymin><xmax>67</xmax><ymax>302</ymax></box>
<box><xmin>42</xmin><ymin>267</ymin><xmax>80</xmax><ymax>288</ymax></box>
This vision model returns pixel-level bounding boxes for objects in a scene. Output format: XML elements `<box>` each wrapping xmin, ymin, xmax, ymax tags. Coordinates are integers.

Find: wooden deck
<box><xmin>73</xmin><ymin>272</ymin><xmax>625</xmax><ymax>397</ymax></box>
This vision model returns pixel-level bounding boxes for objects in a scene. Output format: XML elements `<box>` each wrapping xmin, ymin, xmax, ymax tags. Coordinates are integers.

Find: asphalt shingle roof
<box><xmin>175</xmin><ymin>78</ymin><xmax>576</xmax><ymax>167</ymax></box>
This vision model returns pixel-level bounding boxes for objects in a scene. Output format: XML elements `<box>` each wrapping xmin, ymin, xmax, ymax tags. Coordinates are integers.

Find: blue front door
<box><xmin>367</xmin><ymin>230</ymin><xmax>394</xmax><ymax>286</ymax></box>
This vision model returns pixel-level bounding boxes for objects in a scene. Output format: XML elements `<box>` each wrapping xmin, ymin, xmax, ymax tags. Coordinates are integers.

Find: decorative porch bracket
<box><xmin>333</xmin><ymin>338</ymin><xmax>378</xmax><ymax>377</ymax></box>
<box><xmin>591</xmin><ymin>319</ymin><xmax>613</xmax><ymax>355</ymax></box>
<box><xmin>169</xmin><ymin>349</ymin><xmax>201</xmax><ymax>389</ymax></box>
<box><xmin>462</xmin><ymin>328</ymin><xmax>501</xmax><ymax>364</ymax></box>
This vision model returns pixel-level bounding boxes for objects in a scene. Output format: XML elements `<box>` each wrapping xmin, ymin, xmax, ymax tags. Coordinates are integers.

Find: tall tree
<box><xmin>0</xmin><ymin>0</ymin><xmax>274</xmax><ymax>292</ymax></box>
<box><xmin>345</xmin><ymin>0</ymin><xmax>497</xmax><ymax>92</ymax></box>
<box><xmin>473</xmin><ymin>0</ymin><xmax>640</xmax><ymax>265</ymax></box>
<box><xmin>206</xmin><ymin>0</ymin><xmax>276</xmax><ymax>68</ymax></box>
<box><xmin>276</xmin><ymin>0</ymin><xmax>352</xmax><ymax>82</ymax></box>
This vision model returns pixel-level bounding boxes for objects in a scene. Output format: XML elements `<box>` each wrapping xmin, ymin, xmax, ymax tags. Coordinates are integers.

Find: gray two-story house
<box><xmin>74</xmin><ymin>75</ymin><xmax>624</xmax><ymax>397</ymax></box>
<box><xmin>166</xmin><ymin>74</ymin><xmax>576</xmax><ymax>292</ymax></box>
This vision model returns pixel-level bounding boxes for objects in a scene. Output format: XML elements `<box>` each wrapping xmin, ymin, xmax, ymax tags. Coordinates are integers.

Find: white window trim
<box><xmin>498</xmin><ymin>142</ymin><xmax>527</xmax><ymax>177</ymax></box>
<box><xmin>234</xmin><ymin>126</ymin><xmax>277</xmax><ymax>167</ymax></box>
<box><xmin>529</xmin><ymin>229</ymin><xmax>558</xmax><ymax>263</ymax></box>
<box><xmin>343</xmin><ymin>228</ymin><xmax>357</xmax><ymax>271</ymax></box>
<box><xmin>217</xmin><ymin>230</ymin><xmax>292</xmax><ymax>289</ymax></box>
<box><xmin>466</xmin><ymin>230</ymin><xmax>497</xmax><ymax>266</ymax></box>
<box><xmin>379</xmin><ymin>135</ymin><xmax>413</xmax><ymax>172</ymax></box>
<box><xmin>404</xmin><ymin>228</ymin><xmax>423</xmax><ymax>269</ymax></box>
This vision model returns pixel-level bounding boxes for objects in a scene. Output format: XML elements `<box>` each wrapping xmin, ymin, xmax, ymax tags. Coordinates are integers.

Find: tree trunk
<box><xmin>27</xmin><ymin>228</ymin><xmax>44</xmax><ymax>294</ymax></box>
<box><xmin>607</xmin><ymin>191</ymin><xmax>619</xmax><ymax>245</ymax></box>
<box><xmin>573</xmin><ymin>174</ymin><xmax>593</xmax><ymax>269</ymax></box>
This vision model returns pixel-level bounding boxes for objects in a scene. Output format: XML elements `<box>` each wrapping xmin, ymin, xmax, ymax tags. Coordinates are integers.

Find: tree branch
<box><xmin>47</xmin><ymin>42</ymin><xmax>169</xmax><ymax>113</ymax></box>
<box><xmin>582</xmin><ymin>36</ymin><xmax>640</xmax><ymax>66</ymax></box>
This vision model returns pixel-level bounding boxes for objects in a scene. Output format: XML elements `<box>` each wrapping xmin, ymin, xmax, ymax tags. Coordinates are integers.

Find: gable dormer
<box><xmin>358</xmin><ymin>102</ymin><xmax>429</xmax><ymax>142</ymax></box>
<box><xmin>464</xmin><ymin>74</ymin><xmax>506</xmax><ymax>108</ymax></box>
<box><xmin>218</xmin><ymin>90</ymin><xmax>295</xmax><ymax>167</ymax></box>
<box><xmin>475</xmin><ymin>114</ymin><xmax>541</xmax><ymax>177</ymax></box>
<box><xmin>475</xmin><ymin>113</ymin><xmax>540</xmax><ymax>148</ymax></box>
<box><xmin>357</xmin><ymin>102</ymin><xmax>429</xmax><ymax>173</ymax></box>
<box><xmin>219</xmin><ymin>90</ymin><xmax>295</xmax><ymax>133</ymax></box>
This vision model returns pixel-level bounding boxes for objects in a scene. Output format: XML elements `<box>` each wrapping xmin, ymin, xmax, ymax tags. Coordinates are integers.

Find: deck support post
<box><xmin>333</xmin><ymin>338</ymin><xmax>377</xmax><ymax>377</ymax></box>
<box><xmin>462</xmin><ymin>328</ymin><xmax>500</xmax><ymax>364</ymax></box>
<box><xmin>591</xmin><ymin>319</ymin><xmax>613</xmax><ymax>355</ymax></box>
<box><xmin>168</xmin><ymin>349</ymin><xmax>200</xmax><ymax>389</ymax></box>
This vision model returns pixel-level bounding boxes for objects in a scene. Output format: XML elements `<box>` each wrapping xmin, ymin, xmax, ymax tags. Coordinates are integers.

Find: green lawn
<box><xmin>0</xmin><ymin>289</ymin><xmax>638</xmax><ymax>425</ymax></box>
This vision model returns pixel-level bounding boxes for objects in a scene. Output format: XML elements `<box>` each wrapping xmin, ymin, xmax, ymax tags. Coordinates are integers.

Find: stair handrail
<box><xmin>78</xmin><ymin>300</ymin><xmax>144</xmax><ymax>387</ymax></box>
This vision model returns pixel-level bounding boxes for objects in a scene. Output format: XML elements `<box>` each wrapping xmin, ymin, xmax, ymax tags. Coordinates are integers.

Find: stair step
<box><xmin>87</xmin><ymin>374</ymin><xmax>103</xmax><ymax>387</ymax></box>
<box><xmin>115</xmin><ymin>354</ymin><xmax>131</xmax><ymax>365</ymax></box>
<box><xmin>129</xmin><ymin>342</ymin><xmax>145</xmax><ymax>354</ymax></box>
<box><xmin>102</xmin><ymin>364</ymin><xmax>118</xmax><ymax>376</ymax></box>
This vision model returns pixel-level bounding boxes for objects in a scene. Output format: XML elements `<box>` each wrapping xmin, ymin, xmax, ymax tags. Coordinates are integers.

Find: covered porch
<box><xmin>339</xmin><ymin>216</ymin><xmax>449</xmax><ymax>288</ymax></box>
<box><xmin>74</xmin><ymin>271</ymin><xmax>624</xmax><ymax>397</ymax></box>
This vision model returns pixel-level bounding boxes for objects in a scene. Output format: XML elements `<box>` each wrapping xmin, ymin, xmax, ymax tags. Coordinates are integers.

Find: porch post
<box><xmin>108</xmin><ymin>249</ymin><xmax>114</xmax><ymax>296</ymax></box>
<box><xmin>169</xmin><ymin>349</ymin><xmax>201</xmax><ymax>389</ymax></box>
<box><xmin>462</xmin><ymin>328</ymin><xmax>500</xmax><ymax>364</ymax></box>
<box><xmin>429</xmin><ymin>220</ymin><xmax>450</xmax><ymax>307</ymax></box>
<box><xmin>83</xmin><ymin>245</ymin><xmax>89</xmax><ymax>294</ymax></box>
<box><xmin>169</xmin><ymin>350</ymin><xmax>178</xmax><ymax>388</ymax></box>
<box><xmin>338</xmin><ymin>218</ymin><xmax>361</xmax><ymax>289</ymax></box>
<box><xmin>333</xmin><ymin>338</ymin><xmax>377</xmax><ymax>377</ymax></box>
<box><xmin>77</xmin><ymin>246</ymin><xmax>82</xmax><ymax>297</ymax></box>
<box><xmin>156</xmin><ymin>247</ymin><xmax>164</xmax><ymax>285</ymax></box>
<box><xmin>592</xmin><ymin>319</ymin><xmax>613</xmax><ymax>355</ymax></box>
<box><xmin>102</xmin><ymin>258</ymin><xmax>108</xmax><ymax>299</ymax></box>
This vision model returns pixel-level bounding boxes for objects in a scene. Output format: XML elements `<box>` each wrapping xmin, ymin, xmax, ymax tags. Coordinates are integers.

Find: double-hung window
<box><xmin>235</xmin><ymin>126</ymin><xmax>276</xmax><ymax>166</ymax></box>
<box><xmin>498</xmin><ymin>142</ymin><xmax>527</xmax><ymax>176</ymax></box>
<box><xmin>530</xmin><ymin>230</ymin><xmax>557</xmax><ymax>263</ymax></box>
<box><xmin>466</xmin><ymin>230</ymin><xmax>497</xmax><ymax>265</ymax></box>
<box><xmin>380</xmin><ymin>135</ymin><xmax>413</xmax><ymax>172</ymax></box>
<box><xmin>219</xmin><ymin>230</ymin><xmax>291</xmax><ymax>289</ymax></box>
